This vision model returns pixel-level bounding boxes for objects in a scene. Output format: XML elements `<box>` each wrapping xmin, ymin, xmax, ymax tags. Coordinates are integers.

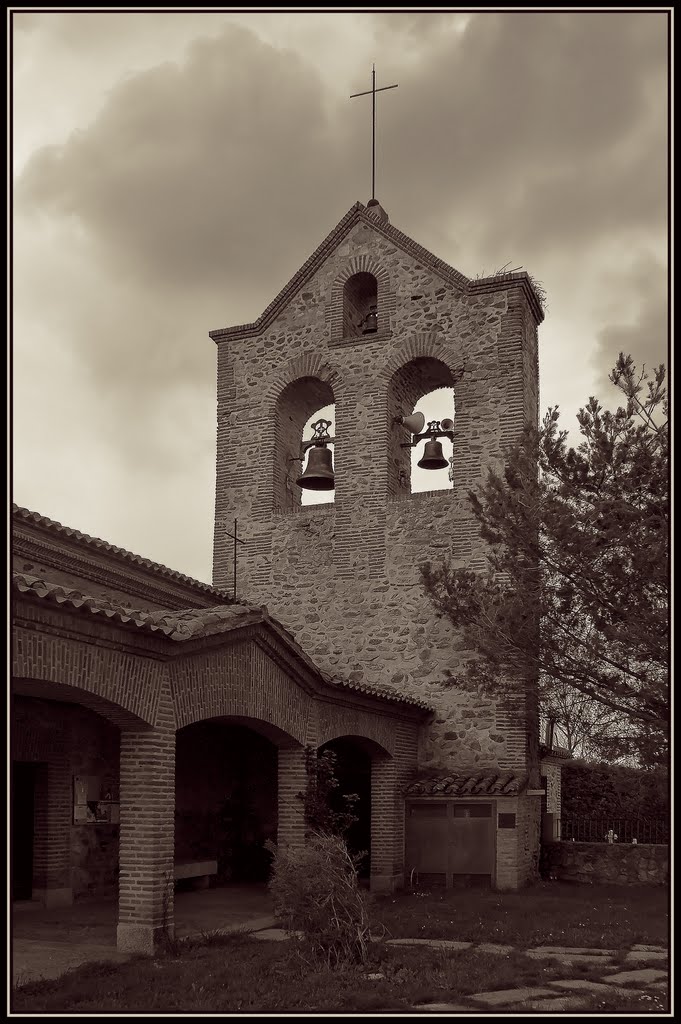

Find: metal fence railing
<box><xmin>561</xmin><ymin>817</ymin><xmax>669</xmax><ymax>845</ymax></box>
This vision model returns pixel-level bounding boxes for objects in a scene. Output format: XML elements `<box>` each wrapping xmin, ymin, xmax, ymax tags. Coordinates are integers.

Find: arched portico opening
<box><xmin>317</xmin><ymin>735</ymin><xmax>392</xmax><ymax>882</ymax></box>
<box><xmin>175</xmin><ymin>716</ymin><xmax>299</xmax><ymax>888</ymax></box>
<box><xmin>10</xmin><ymin>679</ymin><xmax>139</xmax><ymax>907</ymax></box>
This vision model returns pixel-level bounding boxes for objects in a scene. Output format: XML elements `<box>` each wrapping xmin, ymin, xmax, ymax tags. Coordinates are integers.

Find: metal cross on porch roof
<box><xmin>350</xmin><ymin>65</ymin><xmax>398</xmax><ymax>202</ymax></box>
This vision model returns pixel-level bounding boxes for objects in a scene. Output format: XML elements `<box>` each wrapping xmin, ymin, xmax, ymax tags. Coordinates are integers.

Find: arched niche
<box><xmin>343</xmin><ymin>272</ymin><xmax>378</xmax><ymax>337</ymax></box>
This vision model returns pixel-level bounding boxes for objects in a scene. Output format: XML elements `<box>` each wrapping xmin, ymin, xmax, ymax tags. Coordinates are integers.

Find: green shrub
<box><xmin>266</xmin><ymin>830</ymin><xmax>372</xmax><ymax>969</ymax></box>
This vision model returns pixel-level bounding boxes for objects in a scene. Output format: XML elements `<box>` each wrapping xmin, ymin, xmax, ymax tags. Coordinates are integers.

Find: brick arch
<box><xmin>176</xmin><ymin>713</ymin><xmax>302</xmax><ymax>750</ymax></box>
<box><xmin>328</xmin><ymin>257</ymin><xmax>397</xmax><ymax>341</ymax></box>
<box><xmin>318</xmin><ymin>732</ymin><xmax>393</xmax><ymax>759</ymax></box>
<box><xmin>264</xmin><ymin>353</ymin><xmax>345</xmax><ymax>407</ymax></box>
<box><xmin>12</xmin><ymin>627</ymin><xmax>164</xmax><ymax>728</ymax></box>
<box><xmin>12</xmin><ymin>676</ymin><xmax>152</xmax><ymax>731</ymax></box>
<box><xmin>316</xmin><ymin>710</ymin><xmax>396</xmax><ymax>755</ymax></box>
<box><xmin>380</xmin><ymin>333</ymin><xmax>462</xmax><ymax>384</ymax></box>
<box><xmin>170</xmin><ymin>644</ymin><xmax>312</xmax><ymax>745</ymax></box>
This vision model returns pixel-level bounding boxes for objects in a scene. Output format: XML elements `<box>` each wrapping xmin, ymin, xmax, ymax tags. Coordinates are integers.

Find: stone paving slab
<box><xmin>523</xmin><ymin>996</ymin><xmax>587</xmax><ymax>1011</ymax></box>
<box><xmin>476</xmin><ymin>943</ymin><xmax>514</xmax><ymax>955</ymax></box>
<box><xmin>531</xmin><ymin>945</ymin><xmax>616</xmax><ymax>955</ymax></box>
<box><xmin>549</xmin><ymin>979</ymin><xmax>643</xmax><ymax>998</ymax></box>
<box><xmin>625</xmin><ymin>949</ymin><xmax>667</xmax><ymax>963</ymax></box>
<box><xmin>632</xmin><ymin>944</ymin><xmax>667</xmax><ymax>952</ymax></box>
<box><xmin>413</xmin><ymin>1002</ymin><xmax>474</xmax><ymax>1012</ymax></box>
<box><xmin>469</xmin><ymin>986</ymin><xmax>555</xmax><ymax>1006</ymax></box>
<box><xmin>526</xmin><ymin>950</ymin><xmax>613</xmax><ymax>965</ymax></box>
<box><xmin>602</xmin><ymin>968</ymin><xmax>668</xmax><ymax>986</ymax></box>
<box><xmin>386</xmin><ymin>938</ymin><xmax>472</xmax><ymax>951</ymax></box>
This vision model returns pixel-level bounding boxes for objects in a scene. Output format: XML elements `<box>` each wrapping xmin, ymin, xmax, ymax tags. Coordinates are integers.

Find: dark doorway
<box><xmin>12</xmin><ymin>762</ymin><xmax>35</xmax><ymax>900</ymax></box>
<box><xmin>175</xmin><ymin>722</ymin><xmax>278</xmax><ymax>886</ymax></box>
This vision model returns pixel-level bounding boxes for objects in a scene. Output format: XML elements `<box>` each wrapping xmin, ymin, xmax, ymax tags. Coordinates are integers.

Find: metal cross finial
<box><xmin>224</xmin><ymin>519</ymin><xmax>245</xmax><ymax>601</ymax></box>
<box><xmin>350</xmin><ymin>64</ymin><xmax>398</xmax><ymax>201</ymax></box>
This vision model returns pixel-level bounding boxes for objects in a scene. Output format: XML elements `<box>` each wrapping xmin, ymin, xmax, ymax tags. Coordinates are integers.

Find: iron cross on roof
<box><xmin>350</xmin><ymin>65</ymin><xmax>398</xmax><ymax>202</ymax></box>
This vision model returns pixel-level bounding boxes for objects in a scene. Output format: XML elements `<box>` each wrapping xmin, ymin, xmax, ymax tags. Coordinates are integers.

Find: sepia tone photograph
<box><xmin>10</xmin><ymin>6</ymin><xmax>669</xmax><ymax>1016</ymax></box>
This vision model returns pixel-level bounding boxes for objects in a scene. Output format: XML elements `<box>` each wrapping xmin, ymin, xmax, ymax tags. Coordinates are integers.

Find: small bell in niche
<box><xmin>362</xmin><ymin>306</ymin><xmax>378</xmax><ymax>334</ymax></box>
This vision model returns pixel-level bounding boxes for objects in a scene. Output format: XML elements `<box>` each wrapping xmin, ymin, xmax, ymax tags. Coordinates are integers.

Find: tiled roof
<box><xmin>12</xmin><ymin>505</ymin><xmax>232</xmax><ymax>602</ymax></box>
<box><xmin>405</xmin><ymin>772</ymin><xmax>529</xmax><ymax>797</ymax></box>
<box><xmin>323</xmin><ymin>675</ymin><xmax>432</xmax><ymax>712</ymax></box>
<box><xmin>209</xmin><ymin>202</ymin><xmax>544</xmax><ymax>343</ymax></box>
<box><xmin>11</xmin><ymin>572</ymin><xmax>262</xmax><ymax>638</ymax></box>
<box><xmin>12</xmin><ymin>571</ymin><xmax>431</xmax><ymax>712</ymax></box>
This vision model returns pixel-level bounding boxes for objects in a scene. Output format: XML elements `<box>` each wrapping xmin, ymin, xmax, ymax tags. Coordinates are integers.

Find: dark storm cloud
<box><xmin>594</xmin><ymin>255</ymin><xmax>668</xmax><ymax>379</ymax></box>
<box><xmin>17</xmin><ymin>24</ymin><xmax>356</xmax><ymax>295</ymax></box>
<box><xmin>378</xmin><ymin>12</ymin><xmax>667</xmax><ymax>261</ymax></box>
<box><xmin>14</xmin><ymin>13</ymin><xmax>667</xmax><ymax>463</ymax></box>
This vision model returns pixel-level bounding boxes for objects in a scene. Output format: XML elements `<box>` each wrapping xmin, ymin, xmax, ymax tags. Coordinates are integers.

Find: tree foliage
<box><xmin>299</xmin><ymin>746</ymin><xmax>359</xmax><ymax>837</ymax></box>
<box><xmin>421</xmin><ymin>355</ymin><xmax>668</xmax><ymax>768</ymax></box>
<box><xmin>560</xmin><ymin>761</ymin><xmax>668</xmax><ymax>820</ymax></box>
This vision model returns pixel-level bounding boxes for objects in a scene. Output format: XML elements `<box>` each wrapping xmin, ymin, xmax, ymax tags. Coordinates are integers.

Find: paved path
<box><xmin>255</xmin><ymin>930</ymin><xmax>669</xmax><ymax>1013</ymax></box>
<box><xmin>14</xmin><ymin>920</ymin><xmax>668</xmax><ymax>1013</ymax></box>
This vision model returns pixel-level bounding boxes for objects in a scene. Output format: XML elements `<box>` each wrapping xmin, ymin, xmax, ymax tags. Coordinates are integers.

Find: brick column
<box><xmin>32</xmin><ymin>757</ymin><xmax>73</xmax><ymax>906</ymax></box>
<box><xmin>116</xmin><ymin>724</ymin><xmax>175</xmax><ymax>954</ymax></box>
<box><xmin>370</xmin><ymin>756</ymin><xmax>404</xmax><ymax>892</ymax></box>
<box><xmin>494</xmin><ymin>797</ymin><xmax>520</xmax><ymax>890</ymax></box>
<box><xmin>277</xmin><ymin>747</ymin><xmax>306</xmax><ymax>851</ymax></box>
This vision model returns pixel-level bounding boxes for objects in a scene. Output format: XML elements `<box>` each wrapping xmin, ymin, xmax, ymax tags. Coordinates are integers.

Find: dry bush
<box><xmin>266</xmin><ymin>830</ymin><xmax>372</xmax><ymax>969</ymax></box>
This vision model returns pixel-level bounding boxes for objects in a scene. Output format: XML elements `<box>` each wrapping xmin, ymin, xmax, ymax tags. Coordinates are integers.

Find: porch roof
<box><xmin>405</xmin><ymin>771</ymin><xmax>529</xmax><ymax>797</ymax></box>
<box><xmin>12</xmin><ymin>571</ymin><xmax>432</xmax><ymax>713</ymax></box>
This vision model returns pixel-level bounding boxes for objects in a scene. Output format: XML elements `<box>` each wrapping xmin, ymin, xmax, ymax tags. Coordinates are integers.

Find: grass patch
<box><xmin>11</xmin><ymin>937</ymin><xmax>664</xmax><ymax>1014</ymax></box>
<box><xmin>372</xmin><ymin>881</ymin><xmax>669</xmax><ymax>948</ymax></box>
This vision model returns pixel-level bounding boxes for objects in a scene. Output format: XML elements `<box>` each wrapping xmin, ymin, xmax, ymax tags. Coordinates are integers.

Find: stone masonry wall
<box><xmin>213</xmin><ymin>212</ymin><xmax>542</xmax><ymax>780</ymax></box>
<box><xmin>542</xmin><ymin>841</ymin><xmax>669</xmax><ymax>886</ymax></box>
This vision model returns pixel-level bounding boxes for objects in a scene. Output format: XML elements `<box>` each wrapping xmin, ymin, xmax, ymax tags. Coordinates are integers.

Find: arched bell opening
<box><xmin>274</xmin><ymin>376</ymin><xmax>336</xmax><ymax>510</ymax></box>
<box><xmin>175</xmin><ymin>719</ymin><xmax>280</xmax><ymax>887</ymax></box>
<box><xmin>343</xmin><ymin>272</ymin><xmax>379</xmax><ymax>338</ymax></box>
<box><xmin>317</xmin><ymin>737</ymin><xmax>373</xmax><ymax>880</ymax></box>
<box><xmin>386</xmin><ymin>358</ymin><xmax>456</xmax><ymax>497</ymax></box>
<box><xmin>411</xmin><ymin>387</ymin><xmax>455</xmax><ymax>494</ymax></box>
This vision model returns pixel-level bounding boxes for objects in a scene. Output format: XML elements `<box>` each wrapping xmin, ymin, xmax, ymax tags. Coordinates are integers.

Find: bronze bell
<box><xmin>297</xmin><ymin>444</ymin><xmax>335</xmax><ymax>490</ymax></box>
<box><xmin>417</xmin><ymin>439</ymin><xmax>448</xmax><ymax>470</ymax></box>
<box><xmin>362</xmin><ymin>309</ymin><xmax>378</xmax><ymax>334</ymax></box>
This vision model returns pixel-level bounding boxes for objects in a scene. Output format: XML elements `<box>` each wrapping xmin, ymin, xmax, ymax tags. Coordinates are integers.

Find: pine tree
<box><xmin>422</xmin><ymin>355</ymin><xmax>668</xmax><ymax>768</ymax></box>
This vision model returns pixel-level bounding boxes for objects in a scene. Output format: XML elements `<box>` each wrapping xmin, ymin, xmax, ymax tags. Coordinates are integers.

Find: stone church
<box><xmin>11</xmin><ymin>198</ymin><xmax>557</xmax><ymax>955</ymax></box>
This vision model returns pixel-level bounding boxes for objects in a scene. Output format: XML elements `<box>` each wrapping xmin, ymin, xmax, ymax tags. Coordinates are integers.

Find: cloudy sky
<box><xmin>12</xmin><ymin>9</ymin><xmax>668</xmax><ymax>584</ymax></box>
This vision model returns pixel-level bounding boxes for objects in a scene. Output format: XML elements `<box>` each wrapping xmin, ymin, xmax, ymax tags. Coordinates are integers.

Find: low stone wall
<box><xmin>542</xmin><ymin>840</ymin><xmax>668</xmax><ymax>885</ymax></box>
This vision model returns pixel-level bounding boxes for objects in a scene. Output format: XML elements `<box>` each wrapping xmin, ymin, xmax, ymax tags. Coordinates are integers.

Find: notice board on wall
<box><xmin>73</xmin><ymin>775</ymin><xmax>120</xmax><ymax>824</ymax></box>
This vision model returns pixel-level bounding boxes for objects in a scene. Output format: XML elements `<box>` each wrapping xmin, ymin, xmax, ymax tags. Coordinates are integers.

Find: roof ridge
<box><xmin>12</xmin><ymin>504</ymin><xmax>231</xmax><ymax>601</ymax></box>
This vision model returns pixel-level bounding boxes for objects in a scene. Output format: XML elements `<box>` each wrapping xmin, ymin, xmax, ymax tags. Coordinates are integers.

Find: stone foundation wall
<box><xmin>542</xmin><ymin>841</ymin><xmax>668</xmax><ymax>885</ymax></box>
